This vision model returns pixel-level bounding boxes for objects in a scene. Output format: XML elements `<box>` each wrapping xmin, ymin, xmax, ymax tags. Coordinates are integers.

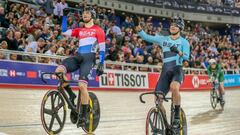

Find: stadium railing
<box><xmin>0</xmin><ymin>49</ymin><xmax>237</xmax><ymax>75</ymax></box>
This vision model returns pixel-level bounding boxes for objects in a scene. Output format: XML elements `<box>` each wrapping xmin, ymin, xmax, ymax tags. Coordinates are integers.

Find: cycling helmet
<box><xmin>83</xmin><ymin>7</ymin><xmax>96</xmax><ymax>19</ymax></box>
<box><xmin>209</xmin><ymin>59</ymin><xmax>217</xmax><ymax>64</ymax></box>
<box><xmin>171</xmin><ymin>16</ymin><xmax>185</xmax><ymax>30</ymax></box>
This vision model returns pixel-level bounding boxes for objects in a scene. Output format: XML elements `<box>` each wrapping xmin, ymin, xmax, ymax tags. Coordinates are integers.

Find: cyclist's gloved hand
<box><xmin>170</xmin><ymin>45</ymin><xmax>179</xmax><ymax>54</ymax></box>
<box><xmin>63</xmin><ymin>8</ymin><xmax>70</xmax><ymax>16</ymax></box>
<box><xmin>96</xmin><ymin>64</ymin><xmax>104</xmax><ymax>76</ymax></box>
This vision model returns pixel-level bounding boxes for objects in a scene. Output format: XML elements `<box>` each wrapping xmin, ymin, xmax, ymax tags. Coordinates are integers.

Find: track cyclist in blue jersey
<box><xmin>134</xmin><ymin>16</ymin><xmax>190</xmax><ymax>135</ymax></box>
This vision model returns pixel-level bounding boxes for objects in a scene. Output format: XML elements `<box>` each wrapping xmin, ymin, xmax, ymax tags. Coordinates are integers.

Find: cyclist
<box><xmin>207</xmin><ymin>59</ymin><xmax>225</xmax><ymax>105</ymax></box>
<box><xmin>55</xmin><ymin>7</ymin><xmax>105</xmax><ymax>127</ymax></box>
<box><xmin>134</xmin><ymin>16</ymin><xmax>190</xmax><ymax>134</ymax></box>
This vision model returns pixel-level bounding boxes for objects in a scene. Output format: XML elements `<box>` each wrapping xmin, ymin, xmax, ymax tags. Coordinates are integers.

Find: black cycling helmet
<box><xmin>171</xmin><ymin>16</ymin><xmax>185</xmax><ymax>30</ymax></box>
<box><xmin>83</xmin><ymin>7</ymin><xmax>96</xmax><ymax>19</ymax></box>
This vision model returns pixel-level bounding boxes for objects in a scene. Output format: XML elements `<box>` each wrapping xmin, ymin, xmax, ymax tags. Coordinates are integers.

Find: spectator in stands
<box><xmin>10</xmin><ymin>53</ymin><xmax>17</xmax><ymax>61</ymax></box>
<box><xmin>0</xmin><ymin>41</ymin><xmax>8</xmax><ymax>49</ymax></box>
<box><xmin>110</xmin><ymin>22</ymin><xmax>123</xmax><ymax>46</ymax></box>
<box><xmin>25</xmin><ymin>38</ymin><xmax>45</xmax><ymax>53</ymax></box>
<box><xmin>0</xmin><ymin>29</ymin><xmax>18</xmax><ymax>50</ymax></box>
<box><xmin>0</xmin><ymin>52</ymin><xmax>5</xmax><ymax>59</ymax></box>
<box><xmin>39</xmin><ymin>0</ymin><xmax>54</xmax><ymax>15</ymax></box>
<box><xmin>53</xmin><ymin>0</ymin><xmax>62</xmax><ymax>21</ymax></box>
<box><xmin>45</xmin><ymin>44</ymin><xmax>56</xmax><ymax>55</ymax></box>
<box><xmin>0</xmin><ymin>6</ymin><xmax>9</xmax><ymax>28</ymax></box>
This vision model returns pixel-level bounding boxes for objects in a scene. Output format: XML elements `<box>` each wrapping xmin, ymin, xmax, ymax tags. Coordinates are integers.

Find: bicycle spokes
<box><xmin>41</xmin><ymin>90</ymin><xmax>67</xmax><ymax>135</ymax></box>
<box><xmin>146</xmin><ymin>108</ymin><xmax>165</xmax><ymax>135</ymax></box>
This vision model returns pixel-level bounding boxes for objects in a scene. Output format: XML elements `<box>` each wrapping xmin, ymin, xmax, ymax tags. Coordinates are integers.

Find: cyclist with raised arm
<box><xmin>207</xmin><ymin>59</ymin><xmax>225</xmax><ymax>105</ymax></box>
<box><xmin>134</xmin><ymin>16</ymin><xmax>190</xmax><ymax>135</ymax></box>
<box><xmin>55</xmin><ymin>7</ymin><xmax>105</xmax><ymax>127</ymax></box>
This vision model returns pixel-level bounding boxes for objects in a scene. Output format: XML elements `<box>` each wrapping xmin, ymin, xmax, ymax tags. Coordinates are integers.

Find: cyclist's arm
<box><xmin>181</xmin><ymin>40</ymin><xmax>190</xmax><ymax>60</ymax></box>
<box><xmin>207</xmin><ymin>66</ymin><xmax>212</xmax><ymax>77</ymax></box>
<box><xmin>97</xmin><ymin>28</ymin><xmax>106</xmax><ymax>65</ymax></box>
<box><xmin>138</xmin><ymin>30</ymin><xmax>162</xmax><ymax>45</ymax></box>
<box><xmin>61</xmin><ymin>15</ymin><xmax>80</xmax><ymax>37</ymax></box>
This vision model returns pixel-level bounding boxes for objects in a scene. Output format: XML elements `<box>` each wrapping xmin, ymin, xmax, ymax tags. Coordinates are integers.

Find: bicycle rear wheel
<box><xmin>146</xmin><ymin>107</ymin><xmax>165</xmax><ymax>135</ymax></box>
<box><xmin>210</xmin><ymin>89</ymin><xmax>218</xmax><ymax>109</ymax></box>
<box><xmin>40</xmin><ymin>90</ymin><xmax>67</xmax><ymax>135</ymax></box>
<box><xmin>82</xmin><ymin>92</ymin><xmax>101</xmax><ymax>134</ymax></box>
<box><xmin>180</xmin><ymin>108</ymin><xmax>187</xmax><ymax>135</ymax></box>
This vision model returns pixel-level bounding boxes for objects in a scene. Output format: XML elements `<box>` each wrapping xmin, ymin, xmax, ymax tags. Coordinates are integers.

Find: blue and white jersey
<box><xmin>138</xmin><ymin>30</ymin><xmax>190</xmax><ymax>69</ymax></box>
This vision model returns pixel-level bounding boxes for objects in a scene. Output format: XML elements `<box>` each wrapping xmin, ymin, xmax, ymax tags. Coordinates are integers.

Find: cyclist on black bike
<box><xmin>55</xmin><ymin>7</ymin><xmax>105</xmax><ymax>127</ymax></box>
<box><xmin>207</xmin><ymin>59</ymin><xmax>225</xmax><ymax>105</ymax></box>
<box><xmin>134</xmin><ymin>16</ymin><xmax>190</xmax><ymax>134</ymax></box>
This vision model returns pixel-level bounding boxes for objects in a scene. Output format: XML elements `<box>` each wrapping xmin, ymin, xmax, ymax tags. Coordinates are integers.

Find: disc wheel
<box><xmin>40</xmin><ymin>90</ymin><xmax>67</xmax><ymax>135</ymax></box>
<box><xmin>82</xmin><ymin>92</ymin><xmax>101</xmax><ymax>134</ymax></box>
<box><xmin>146</xmin><ymin>107</ymin><xmax>165</xmax><ymax>135</ymax></box>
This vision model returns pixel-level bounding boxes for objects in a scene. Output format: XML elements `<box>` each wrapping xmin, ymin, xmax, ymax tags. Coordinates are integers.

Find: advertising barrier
<box><xmin>0</xmin><ymin>61</ymin><xmax>99</xmax><ymax>87</ymax></box>
<box><xmin>0</xmin><ymin>61</ymin><xmax>239</xmax><ymax>90</ymax></box>
<box><xmin>224</xmin><ymin>74</ymin><xmax>240</xmax><ymax>87</ymax></box>
<box><xmin>148</xmin><ymin>73</ymin><xmax>211</xmax><ymax>90</ymax></box>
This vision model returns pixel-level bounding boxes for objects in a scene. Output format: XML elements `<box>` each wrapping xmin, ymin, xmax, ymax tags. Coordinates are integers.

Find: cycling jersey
<box><xmin>61</xmin><ymin>16</ymin><xmax>106</xmax><ymax>83</ymax></box>
<box><xmin>138</xmin><ymin>30</ymin><xmax>190</xmax><ymax>94</ymax></box>
<box><xmin>138</xmin><ymin>30</ymin><xmax>190</xmax><ymax>69</ymax></box>
<box><xmin>207</xmin><ymin>64</ymin><xmax>224</xmax><ymax>83</ymax></box>
<box><xmin>63</xmin><ymin>25</ymin><xmax>105</xmax><ymax>64</ymax></box>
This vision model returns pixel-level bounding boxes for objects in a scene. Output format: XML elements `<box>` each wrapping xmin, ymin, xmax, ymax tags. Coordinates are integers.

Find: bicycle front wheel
<box><xmin>146</xmin><ymin>107</ymin><xmax>165</xmax><ymax>135</ymax></box>
<box><xmin>210</xmin><ymin>89</ymin><xmax>218</xmax><ymax>109</ymax></box>
<box><xmin>40</xmin><ymin>90</ymin><xmax>67</xmax><ymax>135</ymax></box>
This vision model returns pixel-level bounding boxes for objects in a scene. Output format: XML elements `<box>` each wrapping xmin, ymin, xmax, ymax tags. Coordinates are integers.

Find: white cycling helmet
<box><xmin>209</xmin><ymin>59</ymin><xmax>216</xmax><ymax>64</ymax></box>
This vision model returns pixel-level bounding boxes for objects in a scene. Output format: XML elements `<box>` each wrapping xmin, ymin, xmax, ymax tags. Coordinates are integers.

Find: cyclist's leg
<box><xmin>77</xmin><ymin>53</ymin><xmax>95</xmax><ymax>126</ymax></box>
<box><xmin>55</xmin><ymin>56</ymin><xmax>80</xmax><ymax>102</ymax></box>
<box><xmin>219</xmin><ymin>71</ymin><xmax>225</xmax><ymax>102</ymax></box>
<box><xmin>171</xmin><ymin>66</ymin><xmax>184</xmax><ymax>133</ymax></box>
<box><xmin>155</xmin><ymin>70</ymin><xmax>171</xmax><ymax>116</ymax></box>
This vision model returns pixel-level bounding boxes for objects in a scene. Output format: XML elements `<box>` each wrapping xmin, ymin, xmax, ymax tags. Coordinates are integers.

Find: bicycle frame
<box><xmin>41</xmin><ymin>72</ymin><xmax>79</xmax><ymax>113</ymax></box>
<box><xmin>140</xmin><ymin>92</ymin><xmax>173</xmax><ymax>131</ymax></box>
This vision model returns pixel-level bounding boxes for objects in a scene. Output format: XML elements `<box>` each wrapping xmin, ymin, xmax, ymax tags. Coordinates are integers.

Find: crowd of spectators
<box><xmin>139</xmin><ymin>0</ymin><xmax>240</xmax><ymax>8</ymax></box>
<box><xmin>0</xmin><ymin>0</ymin><xmax>239</xmax><ymax>73</ymax></box>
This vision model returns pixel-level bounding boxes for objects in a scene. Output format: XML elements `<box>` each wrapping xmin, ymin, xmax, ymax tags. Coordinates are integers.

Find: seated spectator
<box><xmin>0</xmin><ymin>29</ymin><xmax>18</xmax><ymax>50</ymax></box>
<box><xmin>10</xmin><ymin>53</ymin><xmax>17</xmax><ymax>61</ymax></box>
<box><xmin>0</xmin><ymin>41</ymin><xmax>8</xmax><ymax>49</ymax></box>
<box><xmin>0</xmin><ymin>6</ymin><xmax>9</xmax><ymax>28</ymax></box>
<box><xmin>25</xmin><ymin>38</ymin><xmax>45</xmax><ymax>53</ymax></box>
<box><xmin>0</xmin><ymin>52</ymin><xmax>5</xmax><ymax>59</ymax></box>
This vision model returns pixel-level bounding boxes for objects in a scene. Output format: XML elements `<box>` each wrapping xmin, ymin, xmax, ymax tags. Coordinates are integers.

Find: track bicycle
<box><xmin>40</xmin><ymin>72</ymin><xmax>100</xmax><ymax>135</ymax></box>
<box><xmin>140</xmin><ymin>91</ymin><xmax>187</xmax><ymax>135</ymax></box>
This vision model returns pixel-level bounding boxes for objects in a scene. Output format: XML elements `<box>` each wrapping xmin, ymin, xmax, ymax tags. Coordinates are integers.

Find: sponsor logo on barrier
<box><xmin>27</xmin><ymin>71</ymin><xmax>37</xmax><ymax>78</ymax></box>
<box><xmin>0</xmin><ymin>69</ymin><xmax>8</xmax><ymax>77</ymax></box>
<box><xmin>100</xmin><ymin>71</ymin><xmax>148</xmax><ymax>88</ymax></box>
<box><xmin>192</xmin><ymin>75</ymin><xmax>199</xmax><ymax>88</ymax></box>
<box><xmin>9</xmin><ymin>70</ymin><xmax>16</xmax><ymax>77</ymax></box>
<box><xmin>16</xmin><ymin>72</ymin><xmax>25</xmax><ymax>77</ymax></box>
<box><xmin>224</xmin><ymin>78</ymin><xmax>235</xmax><ymax>84</ymax></box>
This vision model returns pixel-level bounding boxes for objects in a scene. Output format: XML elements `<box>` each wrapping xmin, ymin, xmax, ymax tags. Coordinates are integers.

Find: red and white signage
<box><xmin>148</xmin><ymin>72</ymin><xmax>211</xmax><ymax>90</ymax></box>
<box><xmin>99</xmin><ymin>70</ymin><xmax>149</xmax><ymax>89</ymax></box>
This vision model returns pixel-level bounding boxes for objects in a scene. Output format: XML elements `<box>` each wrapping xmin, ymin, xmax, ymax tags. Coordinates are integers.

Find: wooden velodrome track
<box><xmin>0</xmin><ymin>88</ymin><xmax>239</xmax><ymax>135</ymax></box>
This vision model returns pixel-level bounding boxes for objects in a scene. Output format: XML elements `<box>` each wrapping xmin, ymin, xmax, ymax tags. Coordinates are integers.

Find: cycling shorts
<box><xmin>155</xmin><ymin>66</ymin><xmax>184</xmax><ymax>95</ymax></box>
<box><xmin>60</xmin><ymin>53</ymin><xmax>95</xmax><ymax>84</ymax></box>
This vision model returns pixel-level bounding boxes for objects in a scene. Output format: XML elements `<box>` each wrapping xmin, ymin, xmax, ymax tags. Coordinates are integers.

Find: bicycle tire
<box><xmin>40</xmin><ymin>90</ymin><xmax>67</xmax><ymax>135</ymax></box>
<box><xmin>146</xmin><ymin>107</ymin><xmax>165</xmax><ymax>135</ymax></box>
<box><xmin>82</xmin><ymin>92</ymin><xmax>101</xmax><ymax>134</ymax></box>
<box><xmin>210</xmin><ymin>89</ymin><xmax>218</xmax><ymax>109</ymax></box>
<box><xmin>180</xmin><ymin>108</ymin><xmax>187</xmax><ymax>135</ymax></box>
